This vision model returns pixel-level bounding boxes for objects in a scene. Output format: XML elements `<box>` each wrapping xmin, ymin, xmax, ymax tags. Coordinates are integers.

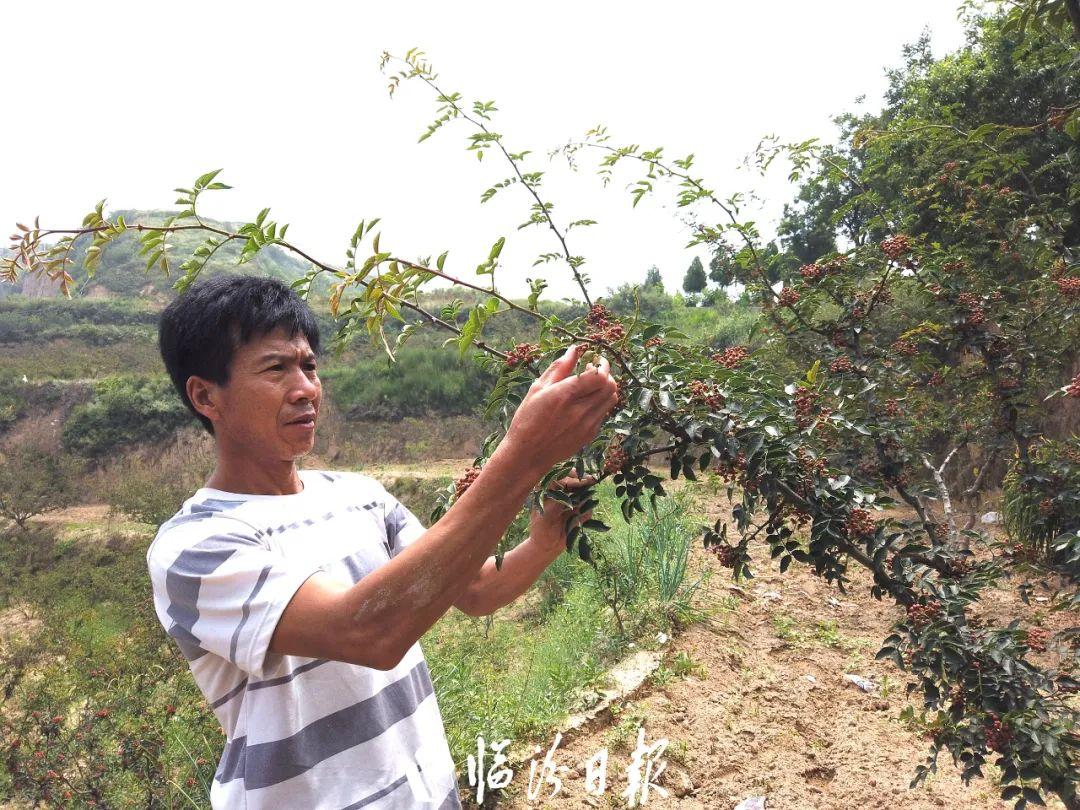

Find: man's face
<box><xmin>208</xmin><ymin>326</ymin><xmax>322</xmax><ymax>461</ymax></box>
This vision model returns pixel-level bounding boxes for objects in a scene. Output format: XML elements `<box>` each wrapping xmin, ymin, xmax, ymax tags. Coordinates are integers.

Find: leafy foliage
<box><xmin>61</xmin><ymin>376</ymin><xmax>195</xmax><ymax>459</ymax></box>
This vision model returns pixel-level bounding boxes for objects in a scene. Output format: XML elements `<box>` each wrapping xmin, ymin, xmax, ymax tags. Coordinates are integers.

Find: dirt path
<box><xmin>493</xmin><ymin>522</ymin><xmax>1049</xmax><ymax>809</ymax></box>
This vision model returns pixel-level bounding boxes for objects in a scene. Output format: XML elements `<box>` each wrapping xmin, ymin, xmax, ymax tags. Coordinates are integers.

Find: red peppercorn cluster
<box><xmin>505</xmin><ymin>342</ymin><xmax>540</xmax><ymax>368</ymax></box>
<box><xmin>1025</xmin><ymin>627</ymin><xmax>1049</xmax><ymax>653</ymax></box>
<box><xmin>586</xmin><ymin>303</ymin><xmax>610</xmax><ymax>327</ymax></box>
<box><xmin>906</xmin><ymin>599</ymin><xmax>942</xmax><ymax>629</ymax></box>
<box><xmin>799</xmin><ymin>263</ymin><xmax>824</xmax><ymax>281</ymax></box>
<box><xmin>1055</xmin><ymin>277</ymin><xmax>1080</xmax><ymax>297</ymax></box>
<box><xmin>644</xmin><ymin>336</ymin><xmax>664</xmax><ymax>349</ymax></box>
<box><xmin>885</xmin><ymin>398</ymin><xmax>901</xmax><ymax>417</ymax></box>
<box><xmin>712</xmin><ymin>452</ymin><xmax>746</xmax><ymax>484</ymax></box>
<box><xmin>845</xmin><ymin>507</ymin><xmax>876</xmax><ymax>539</ymax></box>
<box><xmin>585</xmin><ymin>303</ymin><xmax>626</xmax><ymax>343</ymax></box>
<box><xmin>984</xmin><ymin>715</ymin><xmax>1012</xmax><ymax>753</ymax></box>
<box><xmin>830</xmin><ymin>329</ymin><xmax>848</xmax><ymax>347</ymax></box>
<box><xmin>998</xmin><ymin>376</ymin><xmax>1021</xmax><ymax>392</ymax></box>
<box><xmin>603</xmin><ymin>443</ymin><xmax>630</xmax><ymax>475</ymax></box>
<box><xmin>957</xmin><ymin>291</ymin><xmax>987</xmax><ymax>326</ymax></box>
<box><xmin>712</xmin><ymin>345</ymin><xmax>749</xmax><ymax>369</ymax></box>
<box><xmin>889</xmin><ymin>339</ymin><xmax>915</xmax><ymax>358</ymax></box>
<box><xmin>1038</xmin><ymin>497</ymin><xmax>1055</xmax><ymax>515</ymax></box>
<box><xmin>949</xmin><ymin>683</ymin><xmax>966</xmax><ymax>712</ymax></box>
<box><xmin>796</xmin><ymin>448</ymin><xmax>827</xmax><ymax>478</ymax></box>
<box><xmin>689</xmin><ymin>380</ymin><xmax>724</xmax><ymax>410</ymax></box>
<box><xmin>1067</xmin><ymin>373</ymin><xmax>1080</xmax><ymax>398</ymax></box>
<box><xmin>880</xmin><ymin>234</ymin><xmax>912</xmax><ymax>260</ymax></box>
<box><xmin>926</xmin><ymin>371</ymin><xmax>945</xmax><ymax>387</ymax></box>
<box><xmin>794</xmin><ymin>386</ymin><xmax>817</xmax><ymax>429</ymax></box>
<box><xmin>778</xmin><ymin>287</ymin><xmax>800</xmax><ymax>307</ymax></box>
<box><xmin>708</xmin><ymin>544</ymin><xmax>737</xmax><ymax>568</ymax></box>
<box><xmin>949</xmin><ymin>556</ymin><xmax>973</xmax><ymax>577</ymax></box>
<box><xmin>942</xmin><ymin>260</ymin><xmax>965</xmax><ymax>273</ymax></box>
<box><xmin>829</xmin><ymin>356</ymin><xmax>854</xmax><ymax>374</ymax></box>
<box><xmin>454</xmin><ymin>466</ymin><xmax>481</xmax><ymax>499</ymax></box>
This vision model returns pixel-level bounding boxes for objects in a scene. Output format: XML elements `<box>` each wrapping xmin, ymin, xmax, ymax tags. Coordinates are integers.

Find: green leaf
<box><xmin>195</xmin><ymin>168</ymin><xmax>223</xmax><ymax>188</ymax></box>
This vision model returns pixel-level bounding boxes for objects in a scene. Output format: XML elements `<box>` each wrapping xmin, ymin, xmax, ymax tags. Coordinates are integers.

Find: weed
<box><xmin>772</xmin><ymin>613</ymin><xmax>802</xmax><ymax>643</ymax></box>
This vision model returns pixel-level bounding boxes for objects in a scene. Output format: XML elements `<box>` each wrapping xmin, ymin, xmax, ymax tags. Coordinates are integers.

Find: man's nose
<box><xmin>288</xmin><ymin>369</ymin><xmax>320</xmax><ymax>402</ymax></box>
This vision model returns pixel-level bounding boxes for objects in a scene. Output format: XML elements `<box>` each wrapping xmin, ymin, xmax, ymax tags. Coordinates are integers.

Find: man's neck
<box><xmin>205</xmin><ymin>453</ymin><xmax>305</xmax><ymax>496</ymax></box>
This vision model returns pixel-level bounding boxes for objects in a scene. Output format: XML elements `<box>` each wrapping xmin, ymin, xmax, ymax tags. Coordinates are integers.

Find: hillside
<box><xmin>9</xmin><ymin>208</ymin><xmax>326</xmax><ymax>301</ymax></box>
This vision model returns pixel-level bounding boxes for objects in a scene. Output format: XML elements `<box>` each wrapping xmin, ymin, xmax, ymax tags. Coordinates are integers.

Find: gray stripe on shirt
<box><xmin>438</xmin><ymin>784</ymin><xmax>463</xmax><ymax>810</ymax></box>
<box><xmin>216</xmin><ymin>660</ymin><xmax>434</xmax><ymax>789</ymax></box>
<box><xmin>339</xmin><ymin>775</ymin><xmax>408</xmax><ymax>809</ymax></box>
<box><xmin>211</xmin><ymin>677</ymin><xmax>249</xmax><ymax>709</ymax></box>
<box><xmin>247</xmin><ymin>658</ymin><xmax>330</xmax><ymax>692</ymax></box>
<box><xmin>164</xmin><ymin>536</ymin><xmax>252</xmax><ymax>661</ymax></box>
<box><xmin>228</xmin><ymin>564</ymin><xmax>273</xmax><ymax>665</ymax></box>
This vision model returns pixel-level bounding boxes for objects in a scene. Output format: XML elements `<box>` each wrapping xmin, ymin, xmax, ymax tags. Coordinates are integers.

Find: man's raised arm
<box><xmin>268</xmin><ymin>345</ymin><xmax>618</xmax><ymax>670</ymax></box>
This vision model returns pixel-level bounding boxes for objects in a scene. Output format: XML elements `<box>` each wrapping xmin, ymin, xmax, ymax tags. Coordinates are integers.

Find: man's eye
<box><xmin>268</xmin><ymin>364</ymin><xmax>284</xmax><ymax>371</ymax></box>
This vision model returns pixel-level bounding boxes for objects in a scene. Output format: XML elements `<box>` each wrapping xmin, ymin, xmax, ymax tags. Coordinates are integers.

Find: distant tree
<box><xmin>644</xmin><ymin>265</ymin><xmax>664</xmax><ymax>290</ymax></box>
<box><xmin>708</xmin><ymin>246</ymin><xmax>735</xmax><ymax>287</ymax></box>
<box><xmin>0</xmin><ymin>441</ymin><xmax>79</xmax><ymax>530</ymax></box>
<box><xmin>682</xmin><ymin>256</ymin><xmax>706</xmax><ymax>294</ymax></box>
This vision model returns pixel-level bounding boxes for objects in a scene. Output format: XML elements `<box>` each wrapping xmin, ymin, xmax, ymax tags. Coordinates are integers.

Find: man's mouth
<box><xmin>287</xmin><ymin>413</ymin><xmax>317</xmax><ymax>427</ymax></box>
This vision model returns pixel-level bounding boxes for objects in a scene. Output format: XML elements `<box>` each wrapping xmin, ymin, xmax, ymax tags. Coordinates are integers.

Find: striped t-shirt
<box><xmin>146</xmin><ymin>469</ymin><xmax>462</xmax><ymax>809</ymax></box>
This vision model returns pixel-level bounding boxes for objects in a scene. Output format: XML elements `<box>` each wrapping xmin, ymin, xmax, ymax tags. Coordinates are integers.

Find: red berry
<box><xmin>845</xmin><ymin>508</ymin><xmax>876</xmax><ymax>539</ymax></box>
<box><xmin>1025</xmin><ymin>627</ymin><xmax>1049</xmax><ymax>653</ymax></box>
<box><xmin>454</xmin><ymin>466</ymin><xmax>481</xmax><ymax>499</ymax></box>
<box><xmin>906</xmin><ymin>599</ymin><xmax>942</xmax><ymax>629</ymax></box>
<box><xmin>880</xmin><ymin>234</ymin><xmax>912</xmax><ymax>260</ymax></box>
<box><xmin>778</xmin><ymin>287</ymin><xmax>800</xmax><ymax>307</ymax></box>
<box><xmin>603</xmin><ymin>440</ymin><xmax>630</xmax><ymax>475</ymax></box>
<box><xmin>505</xmin><ymin>343</ymin><xmax>540</xmax><ymax>368</ymax></box>
<box><xmin>712</xmin><ymin>345</ymin><xmax>749</xmax><ymax>369</ymax></box>
<box><xmin>1056</xmin><ymin>277</ymin><xmax>1080</xmax><ymax>298</ymax></box>
<box><xmin>829</xmin><ymin>356</ymin><xmax>854</xmax><ymax>374</ymax></box>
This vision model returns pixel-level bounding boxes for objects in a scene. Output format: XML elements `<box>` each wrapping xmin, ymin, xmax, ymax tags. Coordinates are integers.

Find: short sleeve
<box><xmin>359</xmin><ymin>476</ymin><xmax>427</xmax><ymax>558</ymax></box>
<box><xmin>146</xmin><ymin>523</ymin><xmax>321</xmax><ymax>679</ymax></box>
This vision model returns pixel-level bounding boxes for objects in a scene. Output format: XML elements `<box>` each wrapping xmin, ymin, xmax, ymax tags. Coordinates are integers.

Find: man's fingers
<box><xmin>584</xmin><ymin>355</ymin><xmax>611</xmax><ymax>378</ymax></box>
<box><xmin>557</xmin><ymin>364</ymin><xmax>617</xmax><ymax>399</ymax></box>
<box><xmin>539</xmin><ymin>344</ymin><xmax>584</xmax><ymax>385</ymax></box>
<box><xmin>552</xmin><ymin>473</ymin><xmax>597</xmax><ymax>491</ymax></box>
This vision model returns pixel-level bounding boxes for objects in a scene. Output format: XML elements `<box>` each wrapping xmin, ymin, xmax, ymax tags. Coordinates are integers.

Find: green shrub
<box><xmin>61</xmin><ymin>375</ymin><xmax>195</xmax><ymax>459</ymax></box>
<box><xmin>322</xmin><ymin>346</ymin><xmax>493</xmax><ymax>419</ymax></box>
<box><xmin>1002</xmin><ymin>437</ymin><xmax>1080</xmax><ymax>562</ymax></box>
<box><xmin>0</xmin><ymin>542</ymin><xmax>220</xmax><ymax>808</ymax></box>
<box><xmin>0</xmin><ymin>441</ymin><xmax>81</xmax><ymax>530</ymax></box>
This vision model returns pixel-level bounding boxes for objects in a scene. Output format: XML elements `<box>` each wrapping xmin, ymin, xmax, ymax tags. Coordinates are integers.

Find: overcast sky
<box><xmin>3</xmin><ymin>1</ymin><xmax>972</xmax><ymax>300</ymax></box>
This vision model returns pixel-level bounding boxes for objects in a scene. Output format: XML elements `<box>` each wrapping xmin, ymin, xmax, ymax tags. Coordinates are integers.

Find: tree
<box><xmin>0</xmin><ymin>442</ymin><xmax>78</xmax><ymax>531</ymax></box>
<box><xmin>643</xmin><ymin>265</ymin><xmax>663</xmax><ymax>290</ymax></box>
<box><xmin>681</xmin><ymin>256</ymin><xmax>706</xmax><ymax>294</ymax></box>
<box><xmin>4</xmin><ymin>22</ymin><xmax>1080</xmax><ymax>807</ymax></box>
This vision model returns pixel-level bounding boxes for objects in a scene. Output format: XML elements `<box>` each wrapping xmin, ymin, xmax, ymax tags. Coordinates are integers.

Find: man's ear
<box><xmin>186</xmin><ymin>376</ymin><xmax>220</xmax><ymax>425</ymax></box>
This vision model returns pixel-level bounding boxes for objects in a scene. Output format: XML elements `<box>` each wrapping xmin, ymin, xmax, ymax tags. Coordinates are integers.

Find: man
<box><xmin>146</xmin><ymin>275</ymin><xmax>619</xmax><ymax>809</ymax></box>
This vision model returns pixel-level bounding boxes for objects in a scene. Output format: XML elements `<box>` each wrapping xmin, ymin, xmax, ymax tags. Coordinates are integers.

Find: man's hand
<box><xmin>529</xmin><ymin>472</ymin><xmax>596</xmax><ymax>552</ymax></box>
<box><xmin>502</xmin><ymin>344</ymin><xmax>620</xmax><ymax>477</ymax></box>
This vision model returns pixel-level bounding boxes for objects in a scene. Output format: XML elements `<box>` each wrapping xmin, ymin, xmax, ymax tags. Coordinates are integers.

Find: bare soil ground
<box><xmin>490</xmin><ymin>496</ymin><xmax>1072</xmax><ymax>810</ymax></box>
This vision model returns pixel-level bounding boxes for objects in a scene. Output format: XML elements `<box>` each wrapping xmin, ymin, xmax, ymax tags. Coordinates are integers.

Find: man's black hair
<box><xmin>158</xmin><ymin>274</ymin><xmax>321</xmax><ymax>435</ymax></box>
